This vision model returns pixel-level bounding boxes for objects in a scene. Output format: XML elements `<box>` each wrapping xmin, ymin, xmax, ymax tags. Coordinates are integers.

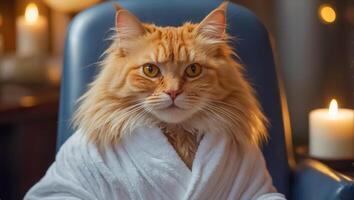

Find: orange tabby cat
<box><xmin>73</xmin><ymin>2</ymin><xmax>267</xmax><ymax>168</ymax></box>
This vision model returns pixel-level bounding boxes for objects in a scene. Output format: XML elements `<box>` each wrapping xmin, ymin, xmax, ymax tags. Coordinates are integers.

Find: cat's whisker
<box><xmin>109</xmin><ymin>104</ymin><xmax>145</xmax><ymax>123</ymax></box>
<box><xmin>200</xmin><ymin>107</ymin><xmax>232</xmax><ymax>129</ymax></box>
<box><xmin>145</xmin><ymin>100</ymin><xmax>167</xmax><ymax>104</ymax></box>
<box><xmin>203</xmin><ymin>106</ymin><xmax>228</xmax><ymax>121</ymax></box>
<box><xmin>114</xmin><ymin>105</ymin><xmax>145</xmax><ymax>118</ymax></box>
<box><xmin>204</xmin><ymin>105</ymin><xmax>239</xmax><ymax>125</ymax></box>
<box><xmin>205</xmin><ymin>103</ymin><xmax>243</xmax><ymax>122</ymax></box>
<box><xmin>211</xmin><ymin>99</ymin><xmax>243</xmax><ymax>108</ymax></box>
<box><xmin>111</xmin><ymin>106</ymin><xmax>147</xmax><ymax>133</ymax></box>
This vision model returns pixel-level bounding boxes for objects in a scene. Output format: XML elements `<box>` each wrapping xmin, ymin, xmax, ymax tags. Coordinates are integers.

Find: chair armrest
<box><xmin>292</xmin><ymin>159</ymin><xmax>354</xmax><ymax>200</ymax></box>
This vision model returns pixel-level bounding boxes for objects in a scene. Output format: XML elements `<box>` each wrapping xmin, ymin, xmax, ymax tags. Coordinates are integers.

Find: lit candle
<box><xmin>16</xmin><ymin>3</ymin><xmax>48</xmax><ymax>56</ymax></box>
<box><xmin>309</xmin><ymin>99</ymin><xmax>354</xmax><ymax>159</ymax></box>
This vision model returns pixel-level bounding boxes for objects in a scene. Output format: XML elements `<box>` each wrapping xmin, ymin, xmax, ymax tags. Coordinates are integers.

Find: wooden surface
<box><xmin>0</xmin><ymin>83</ymin><xmax>59</xmax><ymax>200</ymax></box>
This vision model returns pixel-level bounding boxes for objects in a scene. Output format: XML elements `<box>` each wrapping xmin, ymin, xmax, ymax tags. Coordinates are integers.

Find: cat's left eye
<box><xmin>185</xmin><ymin>63</ymin><xmax>202</xmax><ymax>78</ymax></box>
<box><xmin>142</xmin><ymin>63</ymin><xmax>160</xmax><ymax>78</ymax></box>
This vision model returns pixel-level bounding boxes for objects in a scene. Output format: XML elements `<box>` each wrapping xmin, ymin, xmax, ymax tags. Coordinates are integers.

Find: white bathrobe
<box><xmin>25</xmin><ymin>126</ymin><xmax>286</xmax><ymax>200</ymax></box>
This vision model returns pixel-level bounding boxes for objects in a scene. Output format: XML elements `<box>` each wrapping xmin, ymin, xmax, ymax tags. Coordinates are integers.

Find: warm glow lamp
<box><xmin>319</xmin><ymin>4</ymin><xmax>336</xmax><ymax>24</ymax></box>
<box><xmin>44</xmin><ymin>0</ymin><xmax>101</xmax><ymax>13</ymax></box>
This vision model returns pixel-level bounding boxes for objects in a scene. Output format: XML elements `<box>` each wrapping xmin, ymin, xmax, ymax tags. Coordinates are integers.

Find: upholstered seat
<box><xmin>57</xmin><ymin>1</ymin><xmax>354</xmax><ymax>199</ymax></box>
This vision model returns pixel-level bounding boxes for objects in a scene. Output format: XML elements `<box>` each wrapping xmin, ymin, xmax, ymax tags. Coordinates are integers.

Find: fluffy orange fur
<box><xmin>73</xmin><ymin>3</ymin><xmax>267</xmax><ymax>167</ymax></box>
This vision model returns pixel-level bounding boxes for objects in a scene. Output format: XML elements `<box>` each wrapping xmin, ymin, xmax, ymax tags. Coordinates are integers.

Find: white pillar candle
<box><xmin>16</xmin><ymin>3</ymin><xmax>48</xmax><ymax>56</ymax></box>
<box><xmin>309</xmin><ymin>99</ymin><xmax>354</xmax><ymax>160</ymax></box>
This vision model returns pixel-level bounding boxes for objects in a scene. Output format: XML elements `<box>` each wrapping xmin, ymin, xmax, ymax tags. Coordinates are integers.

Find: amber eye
<box><xmin>142</xmin><ymin>63</ymin><xmax>160</xmax><ymax>78</ymax></box>
<box><xmin>185</xmin><ymin>63</ymin><xmax>202</xmax><ymax>78</ymax></box>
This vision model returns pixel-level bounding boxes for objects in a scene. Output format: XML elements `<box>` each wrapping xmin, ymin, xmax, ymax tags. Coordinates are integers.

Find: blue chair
<box><xmin>57</xmin><ymin>0</ymin><xmax>354</xmax><ymax>199</ymax></box>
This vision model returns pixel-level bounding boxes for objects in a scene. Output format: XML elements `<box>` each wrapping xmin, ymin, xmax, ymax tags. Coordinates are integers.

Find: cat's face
<box><xmin>108</xmin><ymin>3</ymin><xmax>233</xmax><ymax>124</ymax></box>
<box><xmin>119</xmin><ymin>27</ymin><xmax>227</xmax><ymax>124</ymax></box>
<box><xmin>129</xmin><ymin>56</ymin><xmax>213</xmax><ymax>124</ymax></box>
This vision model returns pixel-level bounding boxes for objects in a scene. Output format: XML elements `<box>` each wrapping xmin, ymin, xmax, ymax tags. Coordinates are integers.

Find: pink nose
<box><xmin>164</xmin><ymin>90</ymin><xmax>182</xmax><ymax>101</ymax></box>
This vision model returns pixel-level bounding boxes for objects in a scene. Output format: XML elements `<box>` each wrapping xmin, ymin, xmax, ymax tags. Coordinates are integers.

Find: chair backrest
<box><xmin>58</xmin><ymin>0</ymin><xmax>291</xmax><ymax>197</ymax></box>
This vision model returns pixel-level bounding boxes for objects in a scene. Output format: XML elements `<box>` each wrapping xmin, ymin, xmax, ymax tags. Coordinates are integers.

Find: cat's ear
<box><xmin>114</xmin><ymin>3</ymin><xmax>145</xmax><ymax>40</ymax></box>
<box><xmin>195</xmin><ymin>2</ymin><xmax>228</xmax><ymax>40</ymax></box>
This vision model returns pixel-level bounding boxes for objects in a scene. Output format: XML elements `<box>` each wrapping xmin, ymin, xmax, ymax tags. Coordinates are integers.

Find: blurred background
<box><xmin>0</xmin><ymin>0</ymin><xmax>353</xmax><ymax>199</ymax></box>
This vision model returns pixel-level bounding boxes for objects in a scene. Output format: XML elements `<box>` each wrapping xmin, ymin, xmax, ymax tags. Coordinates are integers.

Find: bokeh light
<box><xmin>319</xmin><ymin>4</ymin><xmax>336</xmax><ymax>24</ymax></box>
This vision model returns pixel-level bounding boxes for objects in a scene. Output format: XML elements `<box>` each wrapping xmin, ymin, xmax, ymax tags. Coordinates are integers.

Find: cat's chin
<box><xmin>152</xmin><ymin>106</ymin><xmax>191</xmax><ymax>124</ymax></box>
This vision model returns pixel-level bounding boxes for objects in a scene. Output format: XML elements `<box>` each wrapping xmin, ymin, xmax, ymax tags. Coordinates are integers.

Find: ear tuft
<box><xmin>113</xmin><ymin>3</ymin><xmax>123</xmax><ymax>11</ymax></box>
<box><xmin>115</xmin><ymin>7</ymin><xmax>145</xmax><ymax>41</ymax></box>
<box><xmin>195</xmin><ymin>2</ymin><xmax>228</xmax><ymax>40</ymax></box>
<box><xmin>217</xmin><ymin>1</ymin><xmax>228</xmax><ymax>11</ymax></box>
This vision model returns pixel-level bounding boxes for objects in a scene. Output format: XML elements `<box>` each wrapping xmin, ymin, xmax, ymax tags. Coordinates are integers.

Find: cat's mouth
<box><xmin>160</xmin><ymin>103</ymin><xmax>187</xmax><ymax>112</ymax></box>
<box><xmin>152</xmin><ymin>103</ymin><xmax>193</xmax><ymax>123</ymax></box>
<box><xmin>164</xmin><ymin>104</ymin><xmax>181</xmax><ymax>110</ymax></box>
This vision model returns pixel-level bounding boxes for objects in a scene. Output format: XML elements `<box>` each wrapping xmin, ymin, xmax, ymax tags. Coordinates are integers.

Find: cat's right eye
<box><xmin>185</xmin><ymin>63</ymin><xmax>202</xmax><ymax>78</ymax></box>
<box><xmin>142</xmin><ymin>63</ymin><xmax>160</xmax><ymax>78</ymax></box>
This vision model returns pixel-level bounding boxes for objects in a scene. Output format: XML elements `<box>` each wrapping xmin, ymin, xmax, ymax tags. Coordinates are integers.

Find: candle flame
<box><xmin>25</xmin><ymin>3</ymin><xmax>39</xmax><ymax>24</ymax></box>
<box><xmin>329</xmin><ymin>99</ymin><xmax>338</xmax><ymax>118</ymax></box>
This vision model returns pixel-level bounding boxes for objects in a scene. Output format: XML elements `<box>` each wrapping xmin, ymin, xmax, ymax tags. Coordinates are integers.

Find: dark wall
<box><xmin>276</xmin><ymin>0</ymin><xmax>353</xmax><ymax>144</ymax></box>
<box><xmin>235</xmin><ymin>0</ymin><xmax>353</xmax><ymax>145</ymax></box>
